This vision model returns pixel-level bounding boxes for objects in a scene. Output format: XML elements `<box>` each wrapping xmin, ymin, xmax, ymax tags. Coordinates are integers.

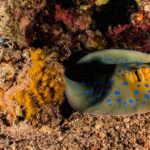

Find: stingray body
<box><xmin>65</xmin><ymin>49</ymin><xmax>150</xmax><ymax>115</ymax></box>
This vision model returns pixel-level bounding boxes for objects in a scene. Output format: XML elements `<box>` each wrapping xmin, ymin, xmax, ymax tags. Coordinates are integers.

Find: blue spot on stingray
<box><xmin>108</xmin><ymin>103</ymin><xmax>113</xmax><ymax>106</ymax></box>
<box><xmin>118</xmin><ymin>69</ymin><xmax>122</xmax><ymax>73</ymax></box>
<box><xmin>145</xmin><ymin>84</ymin><xmax>149</xmax><ymax>87</ymax></box>
<box><xmin>132</xmin><ymin>105</ymin><xmax>136</xmax><ymax>109</ymax></box>
<box><xmin>123</xmin><ymin>81</ymin><xmax>128</xmax><ymax>86</ymax></box>
<box><xmin>128</xmin><ymin>99</ymin><xmax>134</xmax><ymax>103</ymax></box>
<box><xmin>106</xmin><ymin>99</ymin><xmax>112</xmax><ymax>103</ymax></box>
<box><xmin>114</xmin><ymin>90</ymin><xmax>121</xmax><ymax>95</ymax></box>
<box><xmin>123</xmin><ymin>101</ymin><xmax>127</xmax><ymax>105</ymax></box>
<box><xmin>84</xmin><ymin>90</ymin><xmax>89</xmax><ymax>95</ymax></box>
<box><xmin>116</xmin><ymin>99</ymin><xmax>121</xmax><ymax>103</ymax></box>
<box><xmin>109</xmin><ymin>79</ymin><xmax>114</xmax><ymax>84</ymax></box>
<box><xmin>134</xmin><ymin>90</ymin><xmax>139</xmax><ymax>95</ymax></box>
<box><xmin>121</xmin><ymin>74</ymin><xmax>125</xmax><ymax>77</ymax></box>
<box><xmin>121</xmin><ymin>63</ymin><xmax>127</xmax><ymax>67</ymax></box>
<box><xmin>84</xmin><ymin>89</ymin><xmax>94</xmax><ymax>95</ymax></box>
<box><xmin>105</xmin><ymin>93</ymin><xmax>110</xmax><ymax>97</ymax></box>
<box><xmin>144</xmin><ymin>94</ymin><xmax>150</xmax><ymax>99</ymax></box>
<box><xmin>142</xmin><ymin>101</ymin><xmax>146</xmax><ymax>105</ymax></box>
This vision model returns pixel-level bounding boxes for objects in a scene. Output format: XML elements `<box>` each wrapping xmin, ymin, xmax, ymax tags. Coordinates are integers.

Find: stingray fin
<box><xmin>65</xmin><ymin>50</ymin><xmax>150</xmax><ymax>115</ymax></box>
<box><xmin>78</xmin><ymin>49</ymin><xmax>150</xmax><ymax>64</ymax></box>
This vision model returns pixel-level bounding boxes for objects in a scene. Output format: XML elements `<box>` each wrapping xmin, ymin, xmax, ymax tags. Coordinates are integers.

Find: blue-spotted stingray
<box><xmin>65</xmin><ymin>49</ymin><xmax>150</xmax><ymax>115</ymax></box>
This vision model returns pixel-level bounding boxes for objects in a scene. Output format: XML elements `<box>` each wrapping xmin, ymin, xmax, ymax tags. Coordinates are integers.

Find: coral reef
<box><xmin>2</xmin><ymin>0</ymin><xmax>147</xmax><ymax>60</ymax></box>
<box><xmin>26</xmin><ymin>0</ymin><xmax>107</xmax><ymax>60</ymax></box>
<box><xmin>107</xmin><ymin>0</ymin><xmax>150</xmax><ymax>52</ymax></box>
<box><xmin>55</xmin><ymin>4</ymin><xmax>92</xmax><ymax>32</ymax></box>
<box><xmin>0</xmin><ymin>47</ymin><xmax>64</xmax><ymax>124</ymax></box>
<box><xmin>0</xmin><ymin>0</ymin><xmax>46</xmax><ymax>47</ymax></box>
<box><xmin>0</xmin><ymin>0</ymin><xmax>108</xmax><ymax>60</ymax></box>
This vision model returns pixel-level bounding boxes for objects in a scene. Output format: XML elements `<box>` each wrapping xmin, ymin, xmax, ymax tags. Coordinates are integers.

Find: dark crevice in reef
<box><xmin>25</xmin><ymin>0</ymin><xmax>56</xmax><ymax>48</ymax></box>
<box><xmin>63</xmin><ymin>51</ymin><xmax>87</xmax><ymax>68</ymax></box>
<box><xmin>55</xmin><ymin>0</ymin><xmax>75</xmax><ymax>8</ymax></box>
<box><xmin>60</xmin><ymin>96</ymin><xmax>74</xmax><ymax>119</ymax></box>
<box><xmin>25</xmin><ymin>0</ymin><xmax>138</xmax><ymax>52</ymax></box>
<box><xmin>92</xmin><ymin>0</ymin><xmax>138</xmax><ymax>33</ymax></box>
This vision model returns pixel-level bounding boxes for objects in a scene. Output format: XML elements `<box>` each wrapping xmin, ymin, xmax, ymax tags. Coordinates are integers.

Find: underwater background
<box><xmin>0</xmin><ymin>0</ymin><xmax>149</xmax><ymax>149</ymax></box>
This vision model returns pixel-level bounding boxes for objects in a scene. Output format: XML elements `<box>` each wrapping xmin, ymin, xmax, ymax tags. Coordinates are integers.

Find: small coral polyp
<box><xmin>0</xmin><ymin>48</ymin><xmax>64</xmax><ymax>121</ymax></box>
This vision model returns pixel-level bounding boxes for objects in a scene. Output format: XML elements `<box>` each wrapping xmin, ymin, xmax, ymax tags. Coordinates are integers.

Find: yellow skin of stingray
<box><xmin>83</xmin><ymin>66</ymin><xmax>150</xmax><ymax>115</ymax></box>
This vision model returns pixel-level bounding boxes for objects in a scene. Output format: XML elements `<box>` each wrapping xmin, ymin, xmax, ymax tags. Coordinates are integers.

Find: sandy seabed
<box><xmin>0</xmin><ymin>111</ymin><xmax>150</xmax><ymax>150</ymax></box>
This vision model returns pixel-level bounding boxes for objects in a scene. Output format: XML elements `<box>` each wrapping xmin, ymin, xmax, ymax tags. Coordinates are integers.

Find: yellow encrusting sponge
<box><xmin>0</xmin><ymin>48</ymin><xmax>65</xmax><ymax>121</ymax></box>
